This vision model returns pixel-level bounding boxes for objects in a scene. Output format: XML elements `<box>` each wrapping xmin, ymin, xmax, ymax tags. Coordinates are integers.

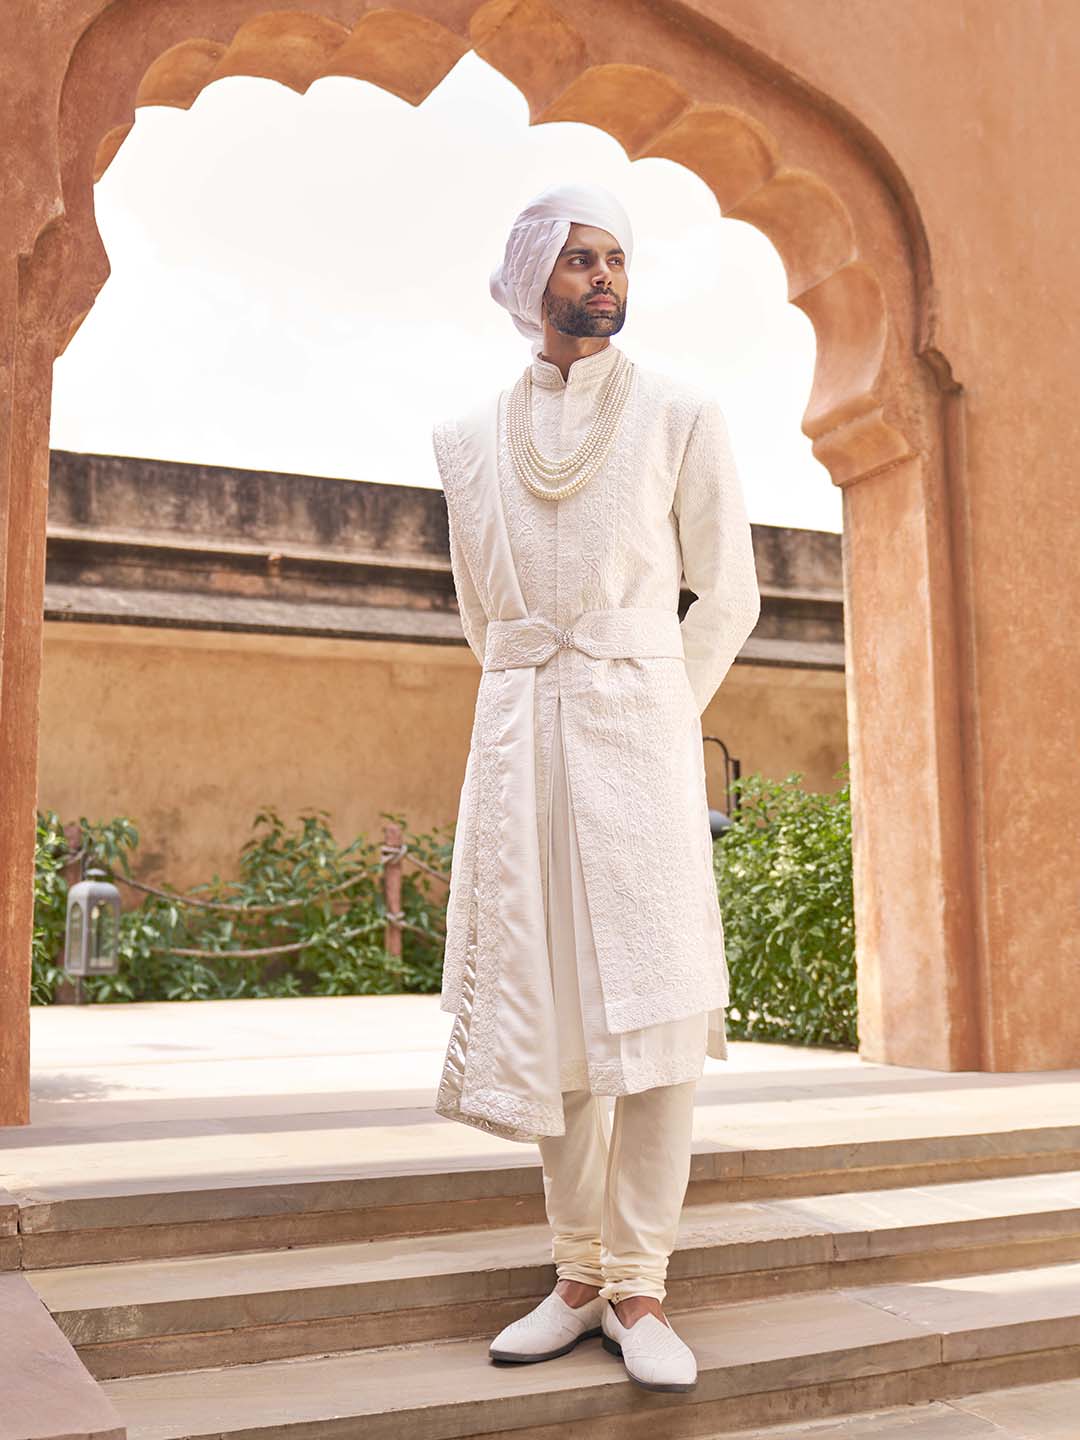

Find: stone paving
<box><xmin>5</xmin><ymin>994</ymin><xmax>1080</xmax><ymax>1203</ymax></box>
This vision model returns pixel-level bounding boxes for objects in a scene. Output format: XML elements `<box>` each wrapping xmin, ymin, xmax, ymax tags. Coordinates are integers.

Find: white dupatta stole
<box><xmin>434</xmin><ymin>391</ymin><xmax>567</xmax><ymax>1144</ymax></box>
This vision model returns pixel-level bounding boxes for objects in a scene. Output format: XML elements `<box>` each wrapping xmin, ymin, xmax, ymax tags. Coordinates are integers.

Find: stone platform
<box><xmin>2</xmin><ymin>995</ymin><xmax>1080</xmax><ymax>1438</ymax></box>
<box><xmin>8</xmin><ymin>994</ymin><xmax>1080</xmax><ymax>1203</ymax></box>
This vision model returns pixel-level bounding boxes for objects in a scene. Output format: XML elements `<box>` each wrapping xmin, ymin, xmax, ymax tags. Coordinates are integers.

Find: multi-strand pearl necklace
<box><xmin>507</xmin><ymin>348</ymin><xmax>635</xmax><ymax>502</ymax></box>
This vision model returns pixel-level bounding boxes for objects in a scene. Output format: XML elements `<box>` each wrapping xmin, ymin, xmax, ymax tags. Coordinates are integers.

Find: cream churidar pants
<box><xmin>537</xmin><ymin>696</ymin><xmax>703</xmax><ymax>1303</ymax></box>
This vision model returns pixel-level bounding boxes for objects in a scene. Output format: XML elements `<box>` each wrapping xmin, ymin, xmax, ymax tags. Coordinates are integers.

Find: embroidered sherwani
<box><xmin>433</xmin><ymin>341</ymin><xmax>761</xmax><ymax>1144</ymax></box>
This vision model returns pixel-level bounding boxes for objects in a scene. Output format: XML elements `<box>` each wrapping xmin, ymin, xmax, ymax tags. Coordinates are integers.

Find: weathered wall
<box><xmin>38</xmin><ymin>625</ymin><xmax>847</xmax><ymax>894</ymax></box>
<box><xmin>38</xmin><ymin>450</ymin><xmax>845</xmax><ymax>890</ymax></box>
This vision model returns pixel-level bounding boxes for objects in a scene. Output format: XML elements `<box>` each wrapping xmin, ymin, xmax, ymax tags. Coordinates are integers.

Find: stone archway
<box><xmin>0</xmin><ymin>0</ymin><xmax>980</xmax><ymax>1125</ymax></box>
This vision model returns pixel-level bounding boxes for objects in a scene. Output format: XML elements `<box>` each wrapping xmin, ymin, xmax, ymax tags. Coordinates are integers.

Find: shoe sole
<box><xmin>601</xmin><ymin>1334</ymin><xmax>698</xmax><ymax>1392</ymax></box>
<box><xmin>489</xmin><ymin>1325</ymin><xmax>602</xmax><ymax>1364</ymax></box>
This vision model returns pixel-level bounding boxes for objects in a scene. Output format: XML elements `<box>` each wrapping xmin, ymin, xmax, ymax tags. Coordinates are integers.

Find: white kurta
<box><xmin>433</xmin><ymin>341</ymin><xmax>761</xmax><ymax>1144</ymax></box>
<box><xmin>547</xmin><ymin>688</ymin><xmax>710</xmax><ymax>1095</ymax></box>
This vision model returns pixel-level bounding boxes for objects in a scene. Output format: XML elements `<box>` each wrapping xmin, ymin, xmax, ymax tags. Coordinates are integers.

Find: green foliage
<box><xmin>714</xmin><ymin>766</ymin><xmax>856</xmax><ymax>1049</ymax></box>
<box><xmin>31</xmin><ymin>807</ymin><xmax>452</xmax><ymax>1006</ymax></box>
<box><xmin>35</xmin><ymin>773</ymin><xmax>857</xmax><ymax>1053</ymax></box>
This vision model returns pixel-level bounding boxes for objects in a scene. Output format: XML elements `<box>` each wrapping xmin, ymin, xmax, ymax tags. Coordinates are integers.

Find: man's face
<box><xmin>541</xmin><ymin>223</ymin><xmax>628</xmax><ymax>338</ymax></box>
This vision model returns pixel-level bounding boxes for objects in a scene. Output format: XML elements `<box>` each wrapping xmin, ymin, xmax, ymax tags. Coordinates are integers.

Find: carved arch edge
<box><xmin>30</xmin><ymin>0</ymin><xmax>932</xmax><ymax>488</ymax></box>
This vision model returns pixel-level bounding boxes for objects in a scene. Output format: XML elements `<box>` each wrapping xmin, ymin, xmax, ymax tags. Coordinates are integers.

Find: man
<box><xmin>431</xmin><ymin>182</ymin><xmax>760</xmax><ymax>1392</ymax></box>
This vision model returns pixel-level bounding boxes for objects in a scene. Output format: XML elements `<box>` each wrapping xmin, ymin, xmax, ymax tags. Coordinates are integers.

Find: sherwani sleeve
<box><xmin>442</xmin><ymin>490</ymin><xmax>489</xmax><ymax>668</ymax></box>
<box><xmin>672</xmin><ymin>399</ymin><xmax>761</xmax><ymax>716</ymax></box>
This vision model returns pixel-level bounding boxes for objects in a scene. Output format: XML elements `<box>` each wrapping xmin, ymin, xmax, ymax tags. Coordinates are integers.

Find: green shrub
<box><xmin>32</xmin><ymin>807</ymin><xmax>451</xmax><ymax>1005</ymax></box>
<box><xmin>714</xmin><ymin>766</ymin><xmax>856</xmax><ymax>1049</ymax></box>
<box><xmin>35</xmin><ymin>772</ymin><xmax>857</xmax><ymax>1050</ymax></box>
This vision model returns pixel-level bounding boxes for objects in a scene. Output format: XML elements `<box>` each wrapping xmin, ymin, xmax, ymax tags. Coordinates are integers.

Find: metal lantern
<box><xmin>64</xmin><ymin>866</ymin><xmax>121</xmax><ymax>976</ymax></box>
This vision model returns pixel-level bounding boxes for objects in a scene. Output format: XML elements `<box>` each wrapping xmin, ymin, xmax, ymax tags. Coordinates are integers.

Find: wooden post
<box><xmin>383</xmin><ymin>822</ymin><xmax>403</xmax><ymax>971</ymax></box>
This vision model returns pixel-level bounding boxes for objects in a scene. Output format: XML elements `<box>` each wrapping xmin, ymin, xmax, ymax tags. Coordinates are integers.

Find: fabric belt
<box><xmin>483</xmin><ymin>607</ymin><xmax>686</xmax><ymax>672</ymax></box>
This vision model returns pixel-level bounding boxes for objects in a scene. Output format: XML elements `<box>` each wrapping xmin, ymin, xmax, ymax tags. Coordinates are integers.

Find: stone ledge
<box><xmin>8</xmin><ymin>1124</ymin><xmax>1080</xmax><ymax>1275</ymax></box>
<box><xmin>0</xmin><ymin>1186</ymin><xmax>20</xmax><ymax>1272</ymax></box>
<box><xmin>45</xmin><ymin>449</ymin><xmax>845</xmax><ymax>669</ymax></box>
<box><xmin>44</xmin><ymin>583</ymin><xmax>464</xmax><ymax>647</ymax></box>
<box><xmin>43</xmin><ymin>586</ymin><xmax>844</xmax><ymax>668</ymax></box>
<box><xmin>0</xmin><ymin>1274</ymin><xmax>123</xmax><ymax>1440</ymax></box>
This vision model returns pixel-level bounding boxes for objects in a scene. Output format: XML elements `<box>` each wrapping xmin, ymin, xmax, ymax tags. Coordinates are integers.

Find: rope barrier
<box><xmin>52</xmin><ymin>839</ymin><xmax>448</xmax><ymax>913</ymax></box>
<box><xmin>393</xmin><ymin>852</ymin><xmax>450</xmax><ymax>885</ymax></box>
<box><xmin>150</xmin><ymin>915</ymin><xmax>445</xmax><ymax>960</ymax></box>
<box><xmin>52</xmin><ymin>833</ymin><xmax>448</xmax><ymax>963</ymax></box>
<box><xmin>102</xmin><ymin>865</ymin><xmax>378</xmax><ymax>913</ymax></box>
<box><xmin>153</xmin><ymin>919</ymin><xmax>384</xmax><ymax>959</ymax></box>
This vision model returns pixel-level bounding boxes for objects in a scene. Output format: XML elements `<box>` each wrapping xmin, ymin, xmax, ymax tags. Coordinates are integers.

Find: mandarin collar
<box><xmin>529</xmin><ymin>342</ymin><xmax>623</xmax><ymax>392</ymax></box>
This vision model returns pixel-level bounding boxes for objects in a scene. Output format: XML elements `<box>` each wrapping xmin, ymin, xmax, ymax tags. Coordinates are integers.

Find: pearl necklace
<box><xmin>508</xmin><ymin>349</ymin><xmax>635</xmax><ymax>502</ymax></box>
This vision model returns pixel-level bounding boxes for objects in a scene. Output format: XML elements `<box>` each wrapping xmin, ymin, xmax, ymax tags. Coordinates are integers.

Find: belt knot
<box><xmin>481</xmin><ymin>608</ymin><xmax>686</xmax><ymax>672</ymax></box>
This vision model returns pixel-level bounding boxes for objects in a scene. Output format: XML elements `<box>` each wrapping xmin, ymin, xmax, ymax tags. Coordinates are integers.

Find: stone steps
<box><xmin>14</xmin><ymin>1121</ymin><xmax>1080</xmax><ymax>1269</ymax></box>
<box><xmin>719</xmin><ymin>1376</ymin><xmax>1080</xmax><ymax>1437</ymax></box>
<box><xmin>28</xmin><ymin>1168</ymin><xmax>1080</xmax><ymax>1379</ymax></box>
<box><xmin>98</xmin><ymin>1259</ymin><xmax>1080</xmax><ymax>1439</ymax></box>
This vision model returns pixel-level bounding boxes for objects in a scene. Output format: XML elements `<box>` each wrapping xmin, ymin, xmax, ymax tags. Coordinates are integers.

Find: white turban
<box><xmin>489</xmin><ymin>182</ymin><xmax>634</xmax><ymax>352</ymax></box>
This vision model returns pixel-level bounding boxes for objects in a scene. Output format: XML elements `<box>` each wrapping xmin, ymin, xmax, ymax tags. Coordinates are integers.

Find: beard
<box><xmin>543</xmin><ymin>289</ymin><xmax>626</xmax><ymax>337</ymax></box>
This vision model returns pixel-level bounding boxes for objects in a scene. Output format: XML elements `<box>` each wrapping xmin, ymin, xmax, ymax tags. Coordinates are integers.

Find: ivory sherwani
<box><xmin>433</xmin><ymin>341</ymin><xmax>761</xmax><ymax>1144</ymax></box>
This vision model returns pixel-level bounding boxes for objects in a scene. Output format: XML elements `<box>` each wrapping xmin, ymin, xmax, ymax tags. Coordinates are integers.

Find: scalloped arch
<box><xmin>36</xmin><ymin>0</ymin><xmax>928</xmax><ymax>487</ymax></box>
<box><xmin>2</xmin><ymin>0</ymin><xmax>993</xmax><ymax>1125</ymax></box>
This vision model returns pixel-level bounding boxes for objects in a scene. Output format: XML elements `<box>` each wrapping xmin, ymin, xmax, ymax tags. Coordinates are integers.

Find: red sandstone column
<box><xmin>0</xmin><ymin>259</ymin><xmax>54</xmax><ymax>1126</ymax></box>
<box><xmin>842</xmin><ymin>446</ymin><xmax>984</xmax><ymax>1072</ymax></box>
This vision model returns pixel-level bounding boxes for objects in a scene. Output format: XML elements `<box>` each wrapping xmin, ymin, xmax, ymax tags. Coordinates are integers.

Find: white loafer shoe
<box><xmin>601</xmin><ymin>1299</ymin><xmax>698</xmax><ymax>1391</ymax></box>
<box><xmin>489</xmin><ymin>1290</ymin><xmax>605</xmax><ymax>1363</ymax></box>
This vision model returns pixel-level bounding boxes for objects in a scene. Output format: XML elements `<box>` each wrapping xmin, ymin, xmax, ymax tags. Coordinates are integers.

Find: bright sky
<box><xmin>49</xmin><ymin>51</ymin><xmax>840</xmax><ymax>533</ymax></box>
